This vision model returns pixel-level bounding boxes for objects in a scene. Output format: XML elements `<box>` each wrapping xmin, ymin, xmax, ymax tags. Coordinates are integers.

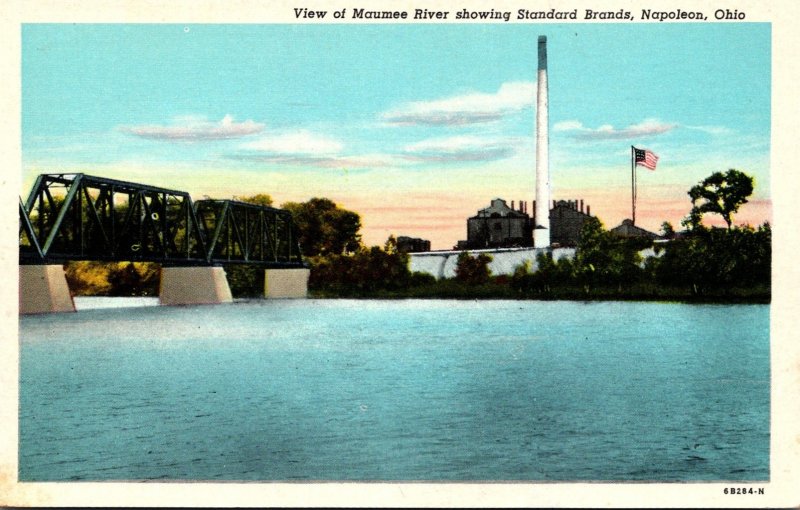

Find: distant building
<box><xmin>396</xmin><ymin>236</ymin><xmax>431</xmax><ymax>253</ymax></box>
<box><xmin>609</xmin><ymin>219</ymin><xmax>661</xmax><ymax>240</ymax></box>
<box><xmin>547</xmin><ymin>200</ymin><xmax>593</xmax><ymax>247</ymax></box>
<box><xmin>457</xmin><ymin>198</ymin><xmax>532</xmax><ymax>249</ymax></box>
<box><xmin>456</xmin><ymin>197</ymin><xmax>594</xmax><ymax>249</ymax></box>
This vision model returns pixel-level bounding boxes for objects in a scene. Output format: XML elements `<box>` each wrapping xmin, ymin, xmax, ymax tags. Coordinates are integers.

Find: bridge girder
<box><xmin>194</xmin><ymin>199</ymin><xmax>303</xmax><ymax>266</ymax></box>
<box><xmin>19</xmin><ymin>173</ymin><xmax>305</xmax><ymax>268</ymax></box>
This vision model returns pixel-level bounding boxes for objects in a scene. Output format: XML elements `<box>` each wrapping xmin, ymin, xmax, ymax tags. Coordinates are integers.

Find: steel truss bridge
<box><xmin>19</xmin><ymin>173</ymin><xmax>305</xmax><ymax>268</ymax></box>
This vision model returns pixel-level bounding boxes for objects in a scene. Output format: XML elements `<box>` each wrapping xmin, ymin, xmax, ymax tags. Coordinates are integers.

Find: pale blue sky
<box><xmin>22</xmin><ymin>23</ymin><xmax>771</xmax><ymax>247</ymax></box>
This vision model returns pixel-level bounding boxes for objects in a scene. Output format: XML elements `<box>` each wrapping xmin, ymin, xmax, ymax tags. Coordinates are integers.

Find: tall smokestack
<box><xmin>534</xmin><ymin>35</ymin><xmax>551</xmax><ymax>249</ymax></box>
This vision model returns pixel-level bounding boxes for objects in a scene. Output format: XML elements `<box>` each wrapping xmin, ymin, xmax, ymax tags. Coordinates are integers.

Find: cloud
<box><xmin>240</xmin><ymin>130</ymin><xmax>343</xmax><ymax>155</ymax></box>
<box><xmin>552</xmin><ymin>120</ymin><xmax>584</xmax><ymax>132</ymax></box>
<box><xmin>554</xmin><ymin>118</ymin><xmax>677</xmax><ymax>140</ymax></box>
<box><xmin>230</xmin><ymin>129</ymin><xmax>411</xmax><ymax>169</ymax></box>
<box><xmin>122</xmin><ymin>115</ymin><xmax>264</xmax><ymax>141</ymax></box>
<box><xmin>382</xmin><ymin>82</ymin><xmax>536</xmax><ymax>126</ymax></box>
<box><xmin>402</xmin><ymin>135</ymin><xmax>520</xmax><ymax>163</ymax></box>
<box><xmin>684</xmin><ymin>125</ymin><xmax>735</xmax><ymax>136</ymax></box>
<box><xmin>228</xmin><ymin>153</ymin><xmax>398</xmax><ymax>169</ymax></box>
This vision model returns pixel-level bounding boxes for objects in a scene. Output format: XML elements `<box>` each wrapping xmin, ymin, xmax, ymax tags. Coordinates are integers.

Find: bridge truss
<box><xmin>19</xmin><ymin>173</ymin><xmax>305</xmax><ymax>267</ymax></box>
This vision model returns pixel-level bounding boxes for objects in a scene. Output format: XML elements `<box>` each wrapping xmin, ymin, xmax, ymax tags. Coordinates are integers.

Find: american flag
<box><xmin>633</xmin><ymin>147</ymin><xmax>659</xmax><ymax>170</ymax></box>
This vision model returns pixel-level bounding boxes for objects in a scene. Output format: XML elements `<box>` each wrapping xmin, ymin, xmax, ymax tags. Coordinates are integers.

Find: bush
<box><xmin>648</xmin><ymin>223</ymin><xmax>771</xmax><ymax>294</ymax></box>
<box><xmin>65</xmin><ymin>261</ymin><xmax>159</xmax><ymax>296</ymax></box>
<box><xmin>308</xmin><ymin>244</ymin><xmax>412</xmax><ymax>295</ymax></box>
<box><xmin>224</xmin><ymin>264</ymin><xmax>265</xmax><ymax>298</ymax></box>
<box><xmin>454</xmin><ymin>252</ymin><xmax>492</xmax><ymax>285</ymax></box>
<box><xmin>408</xmin><ymin>271</ymin><xmax>436</xmax><ymax>287</ymax></box>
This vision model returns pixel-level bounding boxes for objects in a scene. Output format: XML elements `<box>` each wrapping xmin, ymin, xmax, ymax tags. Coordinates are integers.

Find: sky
<box><xmin>21</xmin><ymin>23</ymin><xmax>771</xmax><ymax>249</ymax></box>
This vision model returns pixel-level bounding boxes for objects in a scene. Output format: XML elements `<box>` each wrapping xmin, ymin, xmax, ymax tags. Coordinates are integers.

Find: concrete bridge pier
<box><xmin>264</xmin><ymin>268</ymin><xmax>311</xmax><ymax>298</ymax></box>
<box><xmin>159</xmin><ymin>266</ymin><xmax>233</xmax><ymax>306</ymax></box>
<box><xmin>19</xmin><ymin>265</ymin><xmax>76</xmax><ymax>314</ymax></box>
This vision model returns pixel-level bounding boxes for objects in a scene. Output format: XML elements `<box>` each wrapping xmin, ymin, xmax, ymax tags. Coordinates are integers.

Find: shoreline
<box><xmin>64</xmin><ymin>291</ymin><xmax>770</xmax><ymax>308</ymax></box>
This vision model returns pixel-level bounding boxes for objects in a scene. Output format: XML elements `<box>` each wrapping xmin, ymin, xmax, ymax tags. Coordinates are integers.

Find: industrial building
<box><xmin>456</xmin><ymin>197</ymin><xmax>594</xmax><ymax>249</ymax></box>
<box><xmin>548</xmin><ymin>199</ymin><xmax>593</xmax><ymax>247</ymax></box>
<box><xmin>457</xmin><ymin>198</ymin><xmax>532</xmax><ymax>249</ymax></box>
<box><xmin>609</xmin><ymin>219</ymin><xmax>661</xmax><ymax>240</ymax></box>
<box><xmin>396</xmin><ymin>236</ymin><xmax>431</xmax><ymax>253</ymax></box>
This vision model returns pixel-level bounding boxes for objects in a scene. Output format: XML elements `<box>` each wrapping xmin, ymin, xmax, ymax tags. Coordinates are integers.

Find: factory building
<box><xmin>456</xmin><ymin>197</ymin><xmax>594</xmax><ymax>249</ymax></box>
<box><xmin>396</xmin><ymin>236</ymin><xmax>431</xmax><ymax>253</ymax></box>
<box><xmin>609</xmin><ymin>219</ymin><xmax>661</xmax><ymax>240</ymax></box>
<box><xmin>547</xmin><ymin>199</ymin><xmax>593</xmax><ymax>247</ymax></box>
<box><xmin>457</xmin><ymin>198</ymin><xmax>532</xmax><ymax>249</ymax></box>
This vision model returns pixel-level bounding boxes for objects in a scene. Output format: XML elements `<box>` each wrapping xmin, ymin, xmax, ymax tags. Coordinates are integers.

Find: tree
<box><xmin>281</xmin><ymin>198</ymin><xmax>362</xmax><ymax>256</ymax></box>
<box><xmin>65</xmin><ymin>260</ymin><xmax>159</xmax><ymax>296</ymax></box>
<box><xmin>660</xmin><ymin>221</ymin><xmax>675</xmax><ymax>239</ymax></box>
<box><xmin>237</xmin><ymin>194</ymin><xmax>274</xmax><ymax>207</ymax></box>
<box><xmin>688</xmin><ymin>169</ymin><xmax>754</xmax><ymax>230</ymax></box>
<box><xmin>648</xmin><ymin>220</ymin><xmax>771</xmax><ymax>295</ymax></box>
<box><xmin>106</xmin><ymin>262</ymin><xmax>160</xmax><ymax>296</ymax></box>
<box><xmin>511</xmin><ymin>254</ymin><xmax>571</xmax><ymax>294</ymax></box>
<box><xmin>308</xmin><ymin>243</ymin><xmax>412</xmax><ymax>294</ymax></box>
<box><xmin>384</xmin><ymin>235</ymin><xmax>398</xmax><ymax>254</ymax></box>
<box><xmin>572</xmin><ymin>217</ymin><xmax>646</xmax><ymax>290</ymax></box>
<box><xmin>454</xmin><ymin>252</ymin><xmax>492</xmax><ymax>285</ymax></box>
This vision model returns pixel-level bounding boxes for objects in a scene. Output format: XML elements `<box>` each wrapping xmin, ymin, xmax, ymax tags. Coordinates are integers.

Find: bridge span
<box><xmin>19</xmin><ymin>173</ymin><xmax>310</xmax><ymax>314</ymax></box>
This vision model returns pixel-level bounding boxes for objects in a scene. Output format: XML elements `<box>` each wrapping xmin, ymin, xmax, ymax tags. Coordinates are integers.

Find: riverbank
<box><xmin>68</xmin><ymin>281</ymin><xmax>771</xmax><ymax>306</ymax></box>
<box><xmin>309</xmin><ymin>279</ymin><xmax>771</xmax><ymax>304</ymax></box>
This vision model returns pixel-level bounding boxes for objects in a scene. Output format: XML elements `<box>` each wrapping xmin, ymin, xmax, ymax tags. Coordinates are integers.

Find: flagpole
<box><xmin>631</xmin><ymin>146</ymin><xmax>636</xmax><ymax>225</ymax></box>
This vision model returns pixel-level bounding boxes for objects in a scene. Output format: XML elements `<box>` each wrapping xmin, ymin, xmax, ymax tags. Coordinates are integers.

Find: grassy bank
<box><xmin>310</xmin><ymin>278</ymin><xmax>771</xmax><ymax>304</ymax></box>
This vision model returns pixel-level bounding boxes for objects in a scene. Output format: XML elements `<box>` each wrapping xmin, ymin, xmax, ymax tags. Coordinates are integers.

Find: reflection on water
<box><xmin>74</xmin><ymin>296</ymin><xmax>160</xmax><ymax>310</ymax></box>
<box><xmin>20</xmin><ymin>299</ymin><xmax>769</xmax><ymax>481</ymax></box>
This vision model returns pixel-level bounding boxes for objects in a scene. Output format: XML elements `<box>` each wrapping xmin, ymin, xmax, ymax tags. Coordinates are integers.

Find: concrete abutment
<box><xmin>159</xmin><ymin>266</ymin><xmax>233</xmax><ymax>306</ymax></box>
<box><xmin>264</xmin><ymin>268</ymin><xmax>311</xmax><ymax>298</ymax></box>
<box><xmin>21</xmin><ymin>264</ymin><xmax>309</xmax><ymax>312</ymax></box>
<box><xmin>159</xmin><ymin>266</ymin><xmax>309</xmax><ymax>305</ymax></box>
<box><xmin>19</xmin><ymin>265</ymin><xmax>76</xmax><ymax>314</ymax></box>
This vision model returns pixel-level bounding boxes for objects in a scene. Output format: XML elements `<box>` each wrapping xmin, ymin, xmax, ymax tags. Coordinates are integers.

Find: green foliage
<box><xmin>572</xmin><ymin>217</ymin><xmax>647</xmax><ymax>289</ymax></box>
<box><xmin>408</xmin><ymin>271</ymin><xmax>436</xmax><ymax>287</ymax></box>
<box><xmin>224</xmin><ymin>264</ymin><xmax>265</xmax><ymax>298</ymax></box>
<box><xmin>55</xmin><ymin>185</ymin><xmax>770</xmax><ymax>304</ymax></box>
<box><xmin>647</xmin><ymin>223</ymin><xmax>771</xmax><ymax>295</ymax></box>
<box><xmin>237</xmin><ymin>194</ymin><xmax>274</xmax><ymax>207</ymax></box>
<box><xmin>308</xmin><ymin>240</ymin><xmax>412</xmax><ymax>295</ymax></box>
<box><xmin>454</xmin><ymin>252</ymin><xmax>493</xmax><ymax>285</ymax></box>
<box><xmin>660</xmin><ymin>221</ymin><xmax>675</xmax><ymax>239</ymax></box>
<box><xmin>65</xmin><ymin>261</ymin><xmax>113</xmax><ymax>295</ymax></box>
<box><xmin>510</xmin><ymin>219</ymin><xmax>654</xmax><ymax>296</ymax></box>
<box><xmin>687</xmin><ymin>169</ymin><xmax>754</xmax><ymax>229</ymax></box>
<box><xmin>511</xmin><ymin>252</ymin><xmax>574</xmax><ymax>294</ymax></box>
<box><xmin>65</xmin><ymin>261</ymin><xmax>159</xmax><ymax>296</ymax></box>
<box><xmin>384</xmin><ymin>235</ymin><xmax>398</xmax><ymax>254</ymax></box>
<box><xmin>282</xmin><ymin>198</ymin><xmax>362</xmax><ymax>256</ymax></box>
<box><xmin>106</xmin><ymin>262</ymin><xmax>159</xmax><ymax>296</ymax></box>
<box><xmin>389</xmin><ymin>276</ymin><xmax>518</xmax><ymax>299</ymax></box>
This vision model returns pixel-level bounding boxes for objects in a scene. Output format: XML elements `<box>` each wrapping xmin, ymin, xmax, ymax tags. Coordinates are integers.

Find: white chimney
<box><xmin>534</xmin><ymin>35</ymin><xmax>551</xmax><ymax>249</ymax></box>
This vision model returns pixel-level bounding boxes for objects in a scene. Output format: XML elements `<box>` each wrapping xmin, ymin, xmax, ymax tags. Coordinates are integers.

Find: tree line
<box><xmin>58</xmin><ymin>168</ymin><xmax>770</xmax><ymax>302</ymax></box>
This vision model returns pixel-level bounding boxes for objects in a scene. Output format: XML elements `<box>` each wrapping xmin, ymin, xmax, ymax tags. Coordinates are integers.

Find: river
<box><xmin>19</xmin><ymin>299</ymin><xmax>769</xmax><ymax>481</ymax></box>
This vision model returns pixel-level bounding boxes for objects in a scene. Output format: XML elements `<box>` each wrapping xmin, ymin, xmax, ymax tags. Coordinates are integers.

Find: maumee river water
<box><xmin>19</xmin><ymin>299</ymin><xmax>769</xmax><ymax>481</ymax></box>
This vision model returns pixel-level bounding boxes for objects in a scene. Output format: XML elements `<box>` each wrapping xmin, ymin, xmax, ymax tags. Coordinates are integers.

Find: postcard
<box><xmin>2</xmin><ymin>0</ymin><xmax>799</xmax><ymax>507</ymax></box>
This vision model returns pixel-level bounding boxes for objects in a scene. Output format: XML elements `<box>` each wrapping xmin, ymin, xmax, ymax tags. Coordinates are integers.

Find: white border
<box><xmin>2</xmin><ymin>0</ymin><xmax>798</xmax><ymax>507</ymax></box>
